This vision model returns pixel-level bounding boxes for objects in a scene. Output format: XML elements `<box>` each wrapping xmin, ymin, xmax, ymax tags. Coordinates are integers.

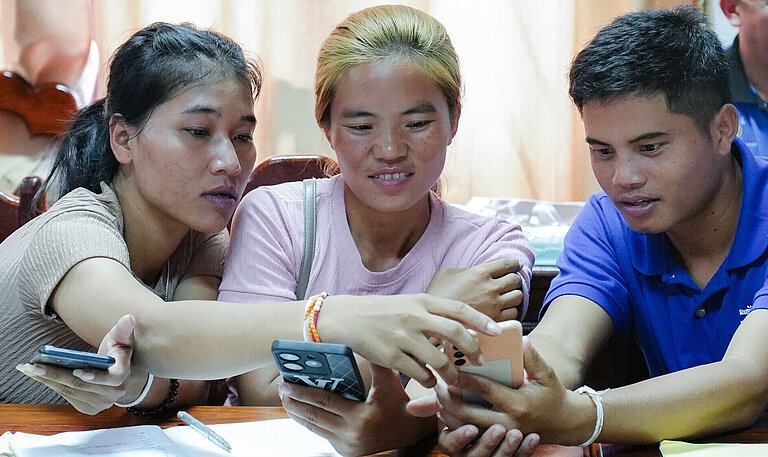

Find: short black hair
<box><xmin>569</xmin><ymin>5</ymin><xmax>729</xmax><ymax>134</ymax></box>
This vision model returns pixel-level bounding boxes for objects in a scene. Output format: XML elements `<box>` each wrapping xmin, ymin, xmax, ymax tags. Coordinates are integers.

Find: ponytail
<box><xmin>42</xmin><ymin>99</ymin><xmax>118</xmax><ymax>200</ymax></box>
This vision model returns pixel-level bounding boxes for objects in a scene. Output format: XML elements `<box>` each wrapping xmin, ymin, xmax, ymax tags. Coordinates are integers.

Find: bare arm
<box><xmin>52</xmin><ymin>257</ymin><xmax>500</xmax><ymax>387</ymax></box>
<box><xmin>436</xmin><ymin>297</ymin><xmax>768</xmax><ymax>445</ymax></box>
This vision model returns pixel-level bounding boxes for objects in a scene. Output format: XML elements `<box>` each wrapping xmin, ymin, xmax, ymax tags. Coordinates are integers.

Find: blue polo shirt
<box><xmin>726</xmin><ymin>37</ymin><xmax>768</xmax><ymax>156</ymax></box>
<box><xmin>544</xmin><ymin>138</ymin><xmax>768</xmax><ymax>378</ymax></box>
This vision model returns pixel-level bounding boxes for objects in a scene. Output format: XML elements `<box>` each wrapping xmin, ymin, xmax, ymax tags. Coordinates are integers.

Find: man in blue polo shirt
<box><xmin>425</xmin><ymin>6</ymin><xmax>768</xmax><ymax>455</ymax></box>
<box><xmin>720</xmin><ymin>0</ymin><xmax>768</xmax><ymax>155</ymax></box>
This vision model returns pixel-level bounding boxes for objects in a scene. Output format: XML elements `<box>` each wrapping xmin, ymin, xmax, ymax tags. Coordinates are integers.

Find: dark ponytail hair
<box><xmin>41</xmin><ymin>22</ymin><xmax>262</xmax><ymax>201</ymax></box>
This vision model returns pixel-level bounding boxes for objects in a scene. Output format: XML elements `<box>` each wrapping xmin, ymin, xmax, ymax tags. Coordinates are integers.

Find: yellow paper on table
<box><xmin>660</xmin><ymin>439</ymin><xmax>768</xmax><ymax>456</ymax></box>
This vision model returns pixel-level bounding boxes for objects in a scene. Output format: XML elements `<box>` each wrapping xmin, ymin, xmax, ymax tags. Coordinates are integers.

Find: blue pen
<box><xmin>177</xmin><ymin>410</ymin><xmax>232</xmax><ymax>453</ymax></box>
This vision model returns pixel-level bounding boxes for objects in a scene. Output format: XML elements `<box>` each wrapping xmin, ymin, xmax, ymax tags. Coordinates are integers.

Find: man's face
<box><xmin>583</xmin><ymin>94</ymin><xmax>730</xmax><ymax>236</ymax></box>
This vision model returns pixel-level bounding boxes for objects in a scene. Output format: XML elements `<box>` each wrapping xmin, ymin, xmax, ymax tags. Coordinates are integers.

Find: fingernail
<box><xmin>478</xmin><ymin>354</ymin><xmax>486</xmax><ymax>365</ymax></box>
<box><xmin>22</xmin><ymin>364</ymin><xmax>46</xmax><ymax>376</ymax></box>
<box><xmin>277</xmin><ymin>383</ymin><xmax>290</xmax><ymax>400</ymax></box>
<box><xmin>462</xmin><ymin>426</ymin><xmax>476</xmax><ymax>439</ymax></box>
<box><xmin>486</xmin><ymin>321</ymin><xmax>501</xmax><ymax>335</ymax></box>
<box><xmin>73</xmin><ymin>370</ymin><xmax>95</xmax><ymax>381</ymax></box>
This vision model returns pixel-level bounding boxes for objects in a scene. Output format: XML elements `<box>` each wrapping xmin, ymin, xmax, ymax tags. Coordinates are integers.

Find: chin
<box><xmin>189</xmin><ymin>217</ymin><xmax>231</xmax><ymax>234</ymax></box>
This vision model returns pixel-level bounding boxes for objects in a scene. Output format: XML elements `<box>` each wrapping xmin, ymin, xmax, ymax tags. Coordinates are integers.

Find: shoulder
<box><xmin>442</xmin><ymin>200</ymin><xmax>520</xmax><ymax>233</ymax></box>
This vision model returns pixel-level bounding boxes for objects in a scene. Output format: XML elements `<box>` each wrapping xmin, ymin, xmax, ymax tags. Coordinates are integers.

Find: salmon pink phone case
<box><xmin>446</xmin><ymin>320</ymin><xmax>524</xmax><ymax>407</ymax></box>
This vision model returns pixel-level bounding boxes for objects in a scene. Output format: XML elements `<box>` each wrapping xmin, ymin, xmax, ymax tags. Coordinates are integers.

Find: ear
<box><xmin>109</xmin><ymin>115</ymin><xmax>137</xmax><ymax>165</ymax></box>
<box><xmin>320</xmin><ymin>121</ymin><xmax>335</xmax><ymax>150</ymax></box>
<box><xmin>719</xmin><ymin>0</ymin><xmax>741</xmax><ymax>27</ymax></box>
<box><xmin>448</xmin><ymin>104</ymin><xmax>462</xmax><ymax>146</ymax></box>
<box><xmin>711</xmin><ymin>104</ymin><xmax>740</xmax><ymax>156</ymax></box>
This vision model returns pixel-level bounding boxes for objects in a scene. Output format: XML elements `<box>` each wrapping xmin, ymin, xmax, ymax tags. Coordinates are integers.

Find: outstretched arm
<box><xmin>51</xmin><ymin>257</ymin><xmax>500</xmax><ymax>388</ymax></box>
<box><xmin>436</xmin><ymin>297</ymin><xmax>768</xmax><ymax>445</ymax></box>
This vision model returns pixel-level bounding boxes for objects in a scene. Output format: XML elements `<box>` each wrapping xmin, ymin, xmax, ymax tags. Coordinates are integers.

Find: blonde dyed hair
<box><xmin>315</xmin><ymin>5</ymin><xmax>462</xmax><ymax>128</ymax></box>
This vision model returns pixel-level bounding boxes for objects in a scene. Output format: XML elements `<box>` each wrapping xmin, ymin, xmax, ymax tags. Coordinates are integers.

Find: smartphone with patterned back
<box><xmin>272</xmin><ymin>340</ymin><xmax>367</xmax><ymax>402</ymax></box>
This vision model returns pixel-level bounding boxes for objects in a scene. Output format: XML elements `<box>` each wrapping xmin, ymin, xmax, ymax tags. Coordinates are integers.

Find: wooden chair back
<box><xmin>0</xmin><ymin>70</ymin><xmax>78</xmax><ymax>137</ymax></box>
<box><xmin>0</xmin><ymin>175</ymin><xmax>46</xmax><ymax>243</ymax></box>
<box><xmin>242</xmin><ymin>154</ymin><xmax>338</xmax><ymax>197</ymax></box>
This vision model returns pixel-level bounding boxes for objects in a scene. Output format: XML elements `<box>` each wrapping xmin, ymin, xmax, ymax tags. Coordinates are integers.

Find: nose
<box><xmin>612</xmin><ymin>152</ymin><xmax>644</xmax><ymax>189</ymax></box>
<box><xmin>372</xmin><ymin>128</ymin><xmax>406</xmax><ymax>163</ymax></box>
<box><xmin>210</xmin><ymin>137</ymin><xmax>242</xmax><ymax>176</ymax></box>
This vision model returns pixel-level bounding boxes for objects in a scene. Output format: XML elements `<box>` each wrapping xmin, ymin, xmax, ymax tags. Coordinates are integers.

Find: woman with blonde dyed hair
<box><xmin>221</xmin><ymin>5</ymin><xmax>536</xmax><ymax>456</ymax></box>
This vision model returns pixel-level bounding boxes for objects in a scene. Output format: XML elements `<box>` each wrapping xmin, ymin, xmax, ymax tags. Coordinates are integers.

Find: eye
<box><xmin>639</xmin><ymin>143</ymin><xmax>663</xmax><ymax>154</ymax></box>
<box><xmin>233</xmin><ymin>133</ymin><xmax>254</xmax><ymax>143</ymax></box>
<box><xmin>406</xmin><ymin>120</ymin><xmax>433</xmax><ymax>130</ymax></box>
<box><xmin>185</xmin><ymin>128</ymin><xmax>209</xmax><ymax>138</ymax></box>
<box><xmin>345</xmin><ymin>124</ymin><xmax>372</xmax><ymax>132</ymax></box>
<box><xmin>590</xmin><ymin>146</ymin><xmax>613</xmax><ymax>158</ymax></box>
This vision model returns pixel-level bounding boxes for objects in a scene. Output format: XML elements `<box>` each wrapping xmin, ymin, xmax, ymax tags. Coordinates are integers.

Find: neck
<box><xmin>666</xmin><ymin>158</ymin><xmax>743</xmax><ymax>288</ymax></box>
<box><xmin>741</xmin><ymin>48</ymin><xmax>768</xmax><ymax>103</ymax></box>
<box><xmin>113</xmin><ymin>175</ymin><xmax>188</xmax><ymax>284</ymax></box>
<box><xmin>344</xmin><ymin>184</ymin><xmax>432</xmax><ymax>272</ymax></box>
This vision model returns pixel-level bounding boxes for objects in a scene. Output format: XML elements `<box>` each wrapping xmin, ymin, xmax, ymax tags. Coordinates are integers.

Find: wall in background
<box><xmin>1</xmin><ymin>0</ymin><xmax>692</xmax><ymax>203</ymax></box>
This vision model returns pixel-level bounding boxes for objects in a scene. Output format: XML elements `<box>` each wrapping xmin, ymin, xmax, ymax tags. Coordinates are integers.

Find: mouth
<box><xmin>622</xmin><ymin>198</ymin><xmax>658</xmax><ymax>207</ymax></box>
<box><xmin>203</xmin><ymin>187</ymin><xmax>237</xmax><ymax>200</ymax></box>
<box><xmin>370</xmin><ymin>172</ymin><xmax>411</xmax><ymax>180</ymax></box>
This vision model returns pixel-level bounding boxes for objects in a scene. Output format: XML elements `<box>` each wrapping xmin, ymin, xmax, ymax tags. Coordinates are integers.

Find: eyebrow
<box><xmin>181</xmin><ymin>105</ymin><xmax>256</xmax><ymax>124</ymax></box>
<box><xmin>586</xmin><ymin>131</ymin><xmax>669</xmax><ymax>146</ymax></box>
<box><xmin>340</xmin><ymin>102</ymin><xmax>439</xmax><ymax>119</ymax></box>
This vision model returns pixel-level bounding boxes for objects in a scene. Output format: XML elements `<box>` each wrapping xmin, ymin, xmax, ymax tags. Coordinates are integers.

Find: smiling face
<box><xmin>114</xmin><ymin>76</ymin><xmax>257</xmax><ymax>234</ymax></box>
<box><xmin>583</xmin><ymin>93</ymin><xmax>736</xmax><ymax>236</ymax></box>
<box><xmin>323</xmin><ymin>59</ymin><xmax>458</xmax><ymax>216</ymax></box>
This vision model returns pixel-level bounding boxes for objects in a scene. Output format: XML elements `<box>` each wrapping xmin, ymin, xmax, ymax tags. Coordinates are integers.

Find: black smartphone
<box><xmin>271</xmin><ymin>340</ymin><xmax>367</xmax><ymax>401</ymax></box>
<box><xmin>32</xmin><ymin>345</ymin><xmax>115</xmax><ymax>370</ymax></box>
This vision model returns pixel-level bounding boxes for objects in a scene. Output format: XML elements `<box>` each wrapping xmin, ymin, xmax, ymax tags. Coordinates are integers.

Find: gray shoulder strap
<box><xmin>295</xmin><ymin>178</ymin><xmax>317</xmax><ymax>300</ymax></box>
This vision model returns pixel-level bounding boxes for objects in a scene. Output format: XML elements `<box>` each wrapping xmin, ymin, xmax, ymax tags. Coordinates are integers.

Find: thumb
<box><xmin>522</xmin><ymin>336</ymin><xmax>556</xmax><ymax>387</ymax></box>
<box><xmin>99</xmin><ymin>315</ymin><xmax>135</xmax><ymax>355</ymax></box>
<box><xmin>112</xmin><ymin>314</ymin><xmax>136</xmax><ymax>346</ymax></box>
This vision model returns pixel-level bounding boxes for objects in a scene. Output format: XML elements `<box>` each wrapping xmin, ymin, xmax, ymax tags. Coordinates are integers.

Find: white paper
<box><xmin>9</xmin><ymin>425</ymin><xmax>187</xmax><ymax>457</ymax></box>
<box><xmin>164</xmin><ymin>418</ymin><xmax>341</xmax><ymax>457</ymax></box>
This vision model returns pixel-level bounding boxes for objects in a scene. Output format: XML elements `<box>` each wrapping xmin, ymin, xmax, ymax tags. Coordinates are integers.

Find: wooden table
<box><xmin>0</xmin><ymin>404</ymin><xmax>587</xmax><ymax>456</ymax></box>
<box><xmin>2</xmin><ymin>404</ymin><xmax>767</xmax><ymax>456</ymax></box>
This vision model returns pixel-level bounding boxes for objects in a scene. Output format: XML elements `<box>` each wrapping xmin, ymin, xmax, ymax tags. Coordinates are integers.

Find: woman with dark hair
<box><xmin>2</xmin><ymin>21</ymin><xmax>499</xmax><ymax>414</ymax></box>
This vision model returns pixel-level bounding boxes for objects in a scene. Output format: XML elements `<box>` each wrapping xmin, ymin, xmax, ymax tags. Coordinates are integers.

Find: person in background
<box><xmin>6</xmin><ymin>22</ymin><xmax>499</xmax><ymax>417</ymax></box>
<box><xmin>720</xmin><ymin>0</ymin><xmax>768</xmax><ymax>155</ymax></box>
<box><xmin>0</xmin><ymin>0</ymin><xmax>99</xmax><ymax>194</ymax></box>
<box><xmin>220</xmin><ymin>5</ymin><xmax>535</xmax><ymax>456</ymax></box>
<box><xmin>412</xmin><ymin>6</ymin><xmax>768</xmax><ymax>456</ymax></box>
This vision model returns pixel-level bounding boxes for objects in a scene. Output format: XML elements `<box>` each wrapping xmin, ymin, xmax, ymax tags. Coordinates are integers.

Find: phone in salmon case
<box><xmin>445</xmin><ymin>320</ymin><xmax>524</xmax><ymax>407</ymax></box>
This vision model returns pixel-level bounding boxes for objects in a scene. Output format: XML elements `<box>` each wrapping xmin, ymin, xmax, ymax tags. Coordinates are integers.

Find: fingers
<box><xmin>498</xmin><ymin>306</ymin><xmax>519</xmax><ymax>322</ymax></box>
<box><xmin>438</xmin><ymin>424</ymin><xmax>480</xmax><ymax>455</ymax></box>
<box><xmin>16</xmin><ymin>364</ymin><xmax>123</xmax><ymax>415</ymax></box>
<box><xmin>436</xmin><ymin>375</ymin><xmax>510</xmax><ymax>430</ymax></box>
<box><xmin>465</xmin><ymin>424</ymin><xmax>508</xmax><ymax>457</ymax></box>
<box><xmin>405</xmin><ymin>394</ymin><xmax>440</xmax><ymax>417</ymax></box>
<box><xmin>277</xmin><ymin>382</ymin><xmax>351</xmax><ymax>418</ymax></box>
<box><xmin>483</xmin><ymin>259</ymin><xmax>521</xmax><ymax>279</ymax></box>
<box><xmin>427</xmin><ymin>295</ymin><xmax>502</xmax><ymax>337</ymax></box>
<box><xmin>515</xmin><ymin>432</ymin><xmax>541</xmax><ymax>457</ymax></box>
<box><xmin>521</xmin><ymin>336</ymin><xmax>556</xmax><ymax>386</ymax></box>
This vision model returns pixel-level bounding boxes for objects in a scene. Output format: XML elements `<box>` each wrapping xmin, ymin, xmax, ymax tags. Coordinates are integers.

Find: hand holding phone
<box><xmin>32</xmin><ymin>345</ymin><xmax>115</xmax><ymax>370</ymax></box>
<box><xmin>445</xmin><ymin>320</ymin><xmax>523</xmax><ymax>407</ymax></box>
<box><xmin>272</xmin><ymin>340</ymin><xmax>367</xmax><ymax>401</ymax></box>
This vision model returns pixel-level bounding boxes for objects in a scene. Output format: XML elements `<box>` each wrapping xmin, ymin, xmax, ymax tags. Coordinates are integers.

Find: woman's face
<box><xmin>121</xmin><ymin>76</ymin><xmax>257</xmax><ymax>233</ymax></box>
<box><xmin>323</xmin><ymin>59</ymin><xmax>458</xmax><ymax>215</ymax></box>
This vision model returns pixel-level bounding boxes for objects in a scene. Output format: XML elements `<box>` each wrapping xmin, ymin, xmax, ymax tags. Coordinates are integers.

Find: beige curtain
<box><xmin>1</xmin><ymin>0</ymin><xmax>687</xmax><ymax>203</ymax></box>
